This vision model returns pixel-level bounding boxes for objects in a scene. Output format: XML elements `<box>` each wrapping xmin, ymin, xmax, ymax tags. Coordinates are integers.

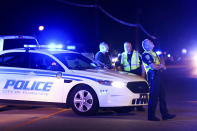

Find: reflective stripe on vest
<box><xmin>142</xmin><ymin>51</ymin><xmax>160</xmax><ymax>73</ymax></box>
<box><xmin>121</xmin><ymin>50</ymin><xmax>140</xmax><ymax>71</ymax></box>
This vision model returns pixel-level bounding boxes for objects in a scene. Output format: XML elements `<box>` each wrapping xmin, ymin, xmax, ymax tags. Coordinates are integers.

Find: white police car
<box><xmin>0</xmin><ymin>46</ymin><xmax>149</xmax><ymax>115</ymax></box>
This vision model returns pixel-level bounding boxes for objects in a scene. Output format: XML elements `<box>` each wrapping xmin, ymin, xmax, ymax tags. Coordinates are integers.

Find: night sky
<box><xmin>0</xmin><ymin>0</ymin><xmax>197</xmax><ymax>55</ymax></box>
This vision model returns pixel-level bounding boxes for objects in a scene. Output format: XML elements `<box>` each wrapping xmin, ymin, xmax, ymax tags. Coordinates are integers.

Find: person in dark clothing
<box><xmin>142</xmin><ymin>39</ymin><xmax>176</xmax><ymax>121</ymax></box>
<box><xmin>95</xmin><ymin>42</ymin><xmax>112</xmax><ymax>69</ymax></box>
<box><xmin>115</xmin><ymin>42</ymin><xmax>145</xmax><ymax>111</ymax></box>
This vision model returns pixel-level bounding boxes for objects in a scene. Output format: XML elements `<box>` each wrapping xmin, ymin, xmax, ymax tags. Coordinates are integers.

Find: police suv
<box><xmin>0</xmin><ymin>46</ymin><xmax>149</xmax><ymax>115</ymax></box>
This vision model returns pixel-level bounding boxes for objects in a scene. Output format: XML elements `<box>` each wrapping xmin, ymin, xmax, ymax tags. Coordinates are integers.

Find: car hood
<box><xmin>70</xmin><ymin>69</ymin><xmax>146</xmax><ymax>82</ymax></box>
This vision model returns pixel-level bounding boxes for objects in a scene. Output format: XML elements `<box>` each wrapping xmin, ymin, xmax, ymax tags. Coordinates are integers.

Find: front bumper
<box><xmin>98</xmin><ymin>90</ymin><xmax>149</xmax><ymax>107</ymax></box>
<box><xmin>98</xmin><ymin>81</ymin><xmax>149</xmax><ymax>107</ymax></box>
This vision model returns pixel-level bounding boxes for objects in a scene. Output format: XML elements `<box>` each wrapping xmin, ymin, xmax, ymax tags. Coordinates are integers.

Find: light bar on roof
<box><xmin>48</xmin><ymin>44</ymin><xmax>63</xmax><ymax>49</ymax></box>
<box><xmin>24</xmin><ymin>45</ymin><xmax>37</xmax><ymax>48</ymax></box>
<box><xmin>24</xmin><ymin>44</ymin><xmax>63</xmax><ymax>49</ymax></box>
<box><xmin>67</xmin><ymin>45</ymin><xmax>76</xmax><ymax>50</ymax></box>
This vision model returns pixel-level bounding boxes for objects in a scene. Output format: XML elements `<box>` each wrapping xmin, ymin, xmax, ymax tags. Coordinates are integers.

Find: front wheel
<box><xmin>70</xmin><ymin>86</ymin><xmax>99</xmax><ymax>115</ymax></box>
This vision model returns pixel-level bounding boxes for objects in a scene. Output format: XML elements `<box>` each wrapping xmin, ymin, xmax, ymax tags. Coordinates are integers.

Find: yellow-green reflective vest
<box><xmin>121</xmin><ymin>50</ymin><xmax>140</xmax><ymax>71</ymax></box>
<box><xmin>142</xmin><ymin>51</ymin><xmax>160</xmax><ymax>73</ymax></box>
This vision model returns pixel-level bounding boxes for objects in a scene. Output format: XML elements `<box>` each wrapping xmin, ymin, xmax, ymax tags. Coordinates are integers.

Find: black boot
<box><xmin>148</xmin><ymin>116</ymin><xmax>160</xmax><ymax>121</ymax></box>
<box><xmin>162</xmin><ymin>114</ymin><xmax>176</xmax><ymax>120</ymax></box>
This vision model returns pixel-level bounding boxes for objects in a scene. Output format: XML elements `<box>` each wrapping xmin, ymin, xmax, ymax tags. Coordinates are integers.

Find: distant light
<box><xmin>38</xmin><ymin>25</ymin><xmax>44</xmax><ymax>31</ymax></box>
<box><xmin>167</xmin><ymin>54</ymin><xmax>171</xmax><ymax>58</ymax></box>
<box><xmin>192</xmin><ymin>55</ymin><xmax>197</xmax><ymax>68</ymax></box>
<box><xmin>182</xmin><ymin>48</ymin><xmax>187</xmax><ymax>54</ymax></box>
<box><xmin>67</xmin><ymin>45</ymin><xmax>76</xmax><ymax>50</ymax></box>
<box><xmin>156</xmin><ymin>51</ymin><xmax>162</xmax><ymax>55</ymax></box>
<box><xmin>194</xmin><ymin>55</ymin><xmax>197</xmax><ymax>61</ymax></box>
<box><xmin>112</xmin><ymin>57</ymin><xmax>118</xmax><ymax>63</ymax></box>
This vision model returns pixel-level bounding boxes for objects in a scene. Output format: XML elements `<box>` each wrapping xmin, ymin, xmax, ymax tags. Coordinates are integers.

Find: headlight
<box><xmin>97</xmin><ymin>80</ymin><xmax>125</xmax><ymax>88</ymax></box>
<box><xmin>111</xmin><ymin>81</ymin><xmax>126</xmax><ymax>88</ymax></box>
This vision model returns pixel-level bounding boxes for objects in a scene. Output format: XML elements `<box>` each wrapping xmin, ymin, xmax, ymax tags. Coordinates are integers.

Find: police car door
<box><xmin>0</xmin><ymin>51</ymin><xmax>64</xmax><ymax>103</ymax></box>
<box><xmin>0</xmin><ymin>51</ymin><xmax>32</xmax><ymax>101</ymax></box>
<box><xmin>26</xmin><ymin>52</ymin><xmax>65</xmax><ymax>103</ymax></box>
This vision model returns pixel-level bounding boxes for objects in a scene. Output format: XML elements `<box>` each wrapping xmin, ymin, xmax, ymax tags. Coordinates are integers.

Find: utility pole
<box><xmin>135</xmin><ymin>9</ymin><xmax>141</xmax><ymax>51</ymax></box>
<box><xmin>135</xmin><ymin>1</ymin><xmax>142</xmax><ymax>51</ymax></box>
<box><xmin>94</xmin><ymin>0</ymin><xmax>99</xmax><ymax>47</ymax></box>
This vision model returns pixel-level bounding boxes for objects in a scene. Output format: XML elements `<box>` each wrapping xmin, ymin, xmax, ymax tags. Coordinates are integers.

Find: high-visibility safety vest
<box><xmin>142</xmin><ymin>51</ymin><xmax>160</xmax><ymax>73</ymax></box>
<box><xmin>121</xmin><ymin>50</ymin><xmax>141</xmax><ymax>71</ymax></box>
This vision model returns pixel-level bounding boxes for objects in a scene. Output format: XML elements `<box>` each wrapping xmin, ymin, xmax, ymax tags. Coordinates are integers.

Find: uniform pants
<box><xmin>147</xmin><ymin>70</ymin><xmax>168</xmax><ymax>118</ymax></box>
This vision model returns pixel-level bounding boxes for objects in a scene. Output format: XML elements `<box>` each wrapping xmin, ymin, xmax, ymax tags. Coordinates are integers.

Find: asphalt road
<box><xmin>0</xmin><ymin>65</ymin><xmax>197</xmax><ymax>131</ymax></box>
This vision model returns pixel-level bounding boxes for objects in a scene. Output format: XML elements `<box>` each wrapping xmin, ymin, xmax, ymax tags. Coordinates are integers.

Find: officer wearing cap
<box><xmin>142</xmin><ymin>39</ymin><xmax>176</xmax><ymax>121</ymax></box>
<box><xmin>116</xmin><ymin>42</ymin><xmax>145</xmax><ymax>111</ymax></box>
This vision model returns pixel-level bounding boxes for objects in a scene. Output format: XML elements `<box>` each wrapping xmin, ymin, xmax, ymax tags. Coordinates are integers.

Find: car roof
<box><xmin>0</xmin><ymin>35</ymin><xmax>36</xmax><ymax>39</ymax></box>
<box><xmin>0</xmin><ymin>48</ymin><xmax>78</xmax><ymax>55</ymax></box>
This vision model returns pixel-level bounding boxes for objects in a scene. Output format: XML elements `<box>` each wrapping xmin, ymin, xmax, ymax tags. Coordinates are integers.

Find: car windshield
<box><xmin>54</xmin><ymin>53</ymin><xmax>97</xmax><ymax>70</ymax></box>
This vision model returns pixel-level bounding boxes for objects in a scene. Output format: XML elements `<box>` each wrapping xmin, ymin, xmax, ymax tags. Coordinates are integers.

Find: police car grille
<box><xmin>132</xmin><ymin>97</ymin><xmax>148</xmax><ymax>105</ymax></box>
<box><xmin>127</xmin><ymin>82</ymin><xmax>149</xmax><ymax>93</ymax></box>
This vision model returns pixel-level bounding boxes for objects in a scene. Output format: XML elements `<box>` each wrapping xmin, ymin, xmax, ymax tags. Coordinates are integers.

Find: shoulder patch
<box><xmin>145</xmin><ymin>54</ymin><xmax>150</xmax><ymax>60</ymax></box>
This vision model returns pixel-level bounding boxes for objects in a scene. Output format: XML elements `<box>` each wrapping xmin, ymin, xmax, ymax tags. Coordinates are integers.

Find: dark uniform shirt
<box><xmin>142</xmin><ymin>51</ymin><xmax>169</xmax><ymax>119</ymax></box>
<box><xmin>142</xmin><ymin>53</ymin><xmax>154</xmax><ymax>66</ymax></box>
<box><xmin>95</xmin><ymin>51</ymin><xmax>112</xmax><ymax>69</ymax></box>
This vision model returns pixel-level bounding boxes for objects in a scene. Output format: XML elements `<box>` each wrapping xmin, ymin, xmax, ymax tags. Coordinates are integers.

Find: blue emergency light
<box><xmin>48</xmin><ymin>43</ymin><xmax>63</xmax><ymax>49</ymax></box>
<box><xmin>67</xmin><ymin>45</ymin><xmax>76</xmax><ymax>50</ymax></box>
<box><xmin>24</xmin><ymin>45</ymin><xmax>37</xmax><ymax>48</ymax></box>
<box><xmin>24</xmin><ymin>44</ymin><xmax>63</xmax><ymax>49</ymax></box>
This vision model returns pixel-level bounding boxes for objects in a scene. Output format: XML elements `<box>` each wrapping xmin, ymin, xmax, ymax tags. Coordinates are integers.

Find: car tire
<box><xmin>112</xmin><ymin>107</ymin><xmax>134</xmax><ymax>113</ymax></box>
<box><xmin>70</xmin><ymin>85</ymin><xmax>99</xmax><ymax>116</ymax></box>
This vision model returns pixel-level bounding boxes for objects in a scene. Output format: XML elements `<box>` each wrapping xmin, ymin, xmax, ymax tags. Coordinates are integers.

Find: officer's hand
<box><xmin>141</xmin><ymin>73</ymin><xmax>145</xmax><ymax>79</ymax></box>
<box><xmin>104</xmin><ymin>66</ymin><xmax>108</xmax><ymax>69</ymax></box>
<box><xmin>116</xmin><ymin>66</ymin><xmax>122</xmax><ymax>71</ymax></box>
<box><xmin>150</xmin><ymin>63</ymin><xmax>161</xmax><ymax>70</ymax></box>
<box><xmin>160</xmin><ymin>64</ymin><xmax>167</xmax><ymax>70</ymax></box>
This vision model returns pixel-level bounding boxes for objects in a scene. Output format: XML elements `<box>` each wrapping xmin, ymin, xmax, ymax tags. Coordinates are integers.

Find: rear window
<box><xmin>3</xmin><ymin>39</ymin><xmax>37</xmax><ymax>50</ymax></box>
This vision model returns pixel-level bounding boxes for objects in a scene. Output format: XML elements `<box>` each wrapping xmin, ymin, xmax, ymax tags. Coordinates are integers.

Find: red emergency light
<box><xmin>18</xmin><ymin>36</ymin><xmax>23</xmax><ymax>39</ymax></box>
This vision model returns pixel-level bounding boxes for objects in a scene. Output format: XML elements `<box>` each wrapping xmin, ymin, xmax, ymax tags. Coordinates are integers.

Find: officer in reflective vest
<box><xmin>142</xmin><ymin>39</ymin><xmax>176</xmax><ymax>121</ymax></box>
<box><xmin>116</xmin><ymin>42</ymin><xmax>145</xmax><ymax>77</ymax></box>
<box><xmin>116</xmin><ymin>42</ymin><xmax>145</xmax><ymax>111</ymax></box>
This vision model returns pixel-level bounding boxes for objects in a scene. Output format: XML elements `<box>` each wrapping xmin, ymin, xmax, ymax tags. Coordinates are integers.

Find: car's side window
<box><xmin>66</xmin><ymin>55</ymin><xmax>90</xmax><ymax>69</ymax></box>
<box><xmin>0</xmin><ymin>52</ymin><xmax>27</xmax><ymax>68</ymax></box>
<box><xmin>0</xmin><ymin>54</ymin><xmax>4</xmax><ymax>65</ymax></box>
<box><xmin>29</xmin><ymin>53</ymin><xmax>64</xmax><ymax>72</ymax></box>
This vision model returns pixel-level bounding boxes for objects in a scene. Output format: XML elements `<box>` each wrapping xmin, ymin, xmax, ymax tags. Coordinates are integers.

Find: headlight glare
<box><xmin>111</xmin><ymin>81</ymin><xmax>125</xmax><ymax>88</ymax></box>
<box><xmin>98</xmin><ymin>80</ymin><xmax>126</xmax><ymax>88</ymax></box>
